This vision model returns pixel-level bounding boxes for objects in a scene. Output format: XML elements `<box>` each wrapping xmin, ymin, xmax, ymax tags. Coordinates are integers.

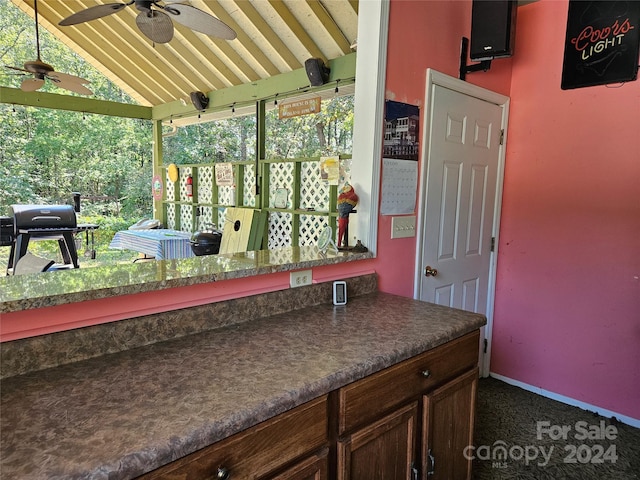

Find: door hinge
<box><xmin>484</xmin><ymin>338</ymin><xmax>488</xmax><ymax>354</ymax></box>
<box><xmin>499</xmin><ymin>129</ymin><xmax>504</xmax><ymax>145</ymax></box>
<box><xmin>490</xmin><ymin>236</ymin><xmax>495</xmax><ymax>252</ymax></box>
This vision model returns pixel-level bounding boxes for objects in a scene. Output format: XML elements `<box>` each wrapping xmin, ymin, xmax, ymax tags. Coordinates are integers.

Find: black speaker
<box><xmin>190</xmin><ymin>91</ymin><xmax>209</xmax><ymax>111</ymax></box>
<box><xmin>305</xmin><ymin>58</ymin><xmax>330</xmax><ymax>86</ymax></box>
<box><xmin>470</xmin><ymin>0</ymin><xmax>517</xmax><ymax>61</ymax></box>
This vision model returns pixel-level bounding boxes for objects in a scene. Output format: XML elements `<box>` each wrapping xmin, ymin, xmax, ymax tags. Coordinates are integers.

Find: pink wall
<box><xmin>491</xmin><ymin>0</ymin><xmax>640</xmax><ymax>420</ymax></box>
<box><xmin>379</xmin><ymin>0</ymin><xmax>639</xmax><ymax>420</ymax></box>
<box><xmin>375</xmin><ymin>0</ymin><xmax>512</xmax><ymax>296</ymax></box>
<box><xmin>2</xmin><ymin>260</ymin><xmax>375</xmax><ymax>341</ymax></box>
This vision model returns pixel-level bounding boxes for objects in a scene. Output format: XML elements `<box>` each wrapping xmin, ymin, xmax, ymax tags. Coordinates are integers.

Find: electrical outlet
<box><xmin>290</xmin><ymin>269</ymin><xmax>312</xmax><ymax>288</ymax></box>
<box><xmin>391</xmin><ymin>215</ymin><xmax>416</xmax><ymax>239</ymax></box>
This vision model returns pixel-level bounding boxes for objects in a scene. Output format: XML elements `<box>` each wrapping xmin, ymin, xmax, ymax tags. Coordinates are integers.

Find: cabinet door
<box><xmin>263</xmin><ymin>448</ymin><xmax>328</xmax><ymax>480</ymax></box>
<box><xmin>422</xmin><ymin>368</ymin><xmax>478</xmax><ymax>480</ymax></box>
<box><xmin>338</xmin><ymin>402</ymin><xmax>418</xmax><ymax>480</ymax></box>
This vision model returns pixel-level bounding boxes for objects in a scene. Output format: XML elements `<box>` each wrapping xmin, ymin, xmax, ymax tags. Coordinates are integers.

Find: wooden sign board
<box><xmin>279</xmin><ymin>97</ymin><xmax>321</xmax><ymax>119</ymax></box>
<box><xmin>215</xmin><ymin>162</ymin><xmax>234</xmax><ymax>186</ymax></box>
<box><xmin>561</xmin><ymin>1</ymin><xmax>640</xmax><ymax>90</ymax></box>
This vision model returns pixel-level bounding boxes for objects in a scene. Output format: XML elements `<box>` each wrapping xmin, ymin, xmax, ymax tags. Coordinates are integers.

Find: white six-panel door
<box><xmin>416</xmin><ymin>70</ymin><xmax>509</xmax><ymax>376</ymax></box>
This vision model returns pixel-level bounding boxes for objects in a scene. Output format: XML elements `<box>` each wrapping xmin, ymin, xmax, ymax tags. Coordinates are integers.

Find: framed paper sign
<box><xmin>561</xmin><ymin>1</ymin><xmax>640</xmax><ymax>90</ymax></box>
<box><xmin>215</xmin><ymin>163</ymin><xmax>234</xmax><ymax>186</ymax></box>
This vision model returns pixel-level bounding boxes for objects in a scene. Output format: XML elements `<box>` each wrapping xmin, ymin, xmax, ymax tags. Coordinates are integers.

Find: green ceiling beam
<box><xmin>0</xmin><ymin>52</ymin><xmax>355</xmax><ymax>122</ymax></box>
<box><xmin>0</xmin><ymin>86</ymin><xmax>152</xmax><ymax>119</ymax></box>
<box><xmin>152</xmin><ymin>52</ymin><xmax>357</xmax><ymax>121</ymax></box>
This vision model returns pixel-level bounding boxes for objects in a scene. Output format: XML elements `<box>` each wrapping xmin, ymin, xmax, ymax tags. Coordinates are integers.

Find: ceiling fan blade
<box><xmin>136</xmin><ymin>10</ymin><xmax>174</xmax><ymax>43</ymax></box>
<box><xmin>49</xmin><ymin>76</ymin><xmax>94</xmax><ymax>95</ymax></box>
<box><xmin>5</xmin><ymin>65</ymin><xmax>30</xmax><ymax>74</ymax></box>
<box><xmin>47</xmin><ymin>71</ymin><xmax>93</xmax><ymax>95</ymax></box>
<box><xmin>20</xmin><ymin>77</ymin><xmax>45</xmax><ymax>92</ymax></box>
<box><xmin>163</xmin><ymin>4</ymin><xmax>237</xmax><ymax>40</ymax></box>
<box><xmin>59</xmin><ymin>3</ymin><xmax>129</xmax><ymax>26</ymax></box>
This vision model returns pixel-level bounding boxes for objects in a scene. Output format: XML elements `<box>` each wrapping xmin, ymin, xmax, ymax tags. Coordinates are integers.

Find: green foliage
<box><xmin>265</xmin><ymin>96</ymin><xmax>354</xmax><ymax>159</ymax></box>
<box><xmin>0</xmin><ymin>0</ymin><xmax>353</xmax><ymax>231</ymax></box>
<box><xmin>164</xmin><ymin>116</ymin><xmax>257</xmax><ymax>164</ymax></box>
<box><xmin>0</xmin><ymin>0</ymin><xmax>150</xmax><ymax>216</ymax></box>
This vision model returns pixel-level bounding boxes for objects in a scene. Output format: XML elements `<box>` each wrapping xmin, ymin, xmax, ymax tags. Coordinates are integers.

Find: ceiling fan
<box><xmin>4</xmin><ymin>0</ymin><xmax>92</xmax><ymax>95</ymax></box>
<box><xmin>59</xmin><ymin>1</ymin><xmax>237</xmax><ymax>44</ymax></box>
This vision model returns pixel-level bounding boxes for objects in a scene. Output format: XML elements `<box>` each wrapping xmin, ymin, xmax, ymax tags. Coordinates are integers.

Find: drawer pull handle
<box><xmin>217</xmin><ymin>467</ymin><xmax>230</xmax><ymax>479</ymax></box>
<box><xmin>421</xmin><ymin>369</ymin><xmax>431</xmax><ymax>378</ymax></box>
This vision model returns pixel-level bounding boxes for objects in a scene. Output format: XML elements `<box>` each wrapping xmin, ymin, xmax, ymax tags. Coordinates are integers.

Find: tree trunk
<box><xmin>316</xmin><ymin>122</ymin><xmax>326</xmax><ymax>150</ymax></box>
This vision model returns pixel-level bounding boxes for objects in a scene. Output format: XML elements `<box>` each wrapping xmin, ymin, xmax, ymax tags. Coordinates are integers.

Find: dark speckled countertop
<box><xmin>0</xmin><ymin>246</ymin><xmax>372</xmax><ymax>313</ymax></box>
<box><xmin>0</xmin><ymin>292</ymin><xmax>486</xmax><ymax>479</ymax></box>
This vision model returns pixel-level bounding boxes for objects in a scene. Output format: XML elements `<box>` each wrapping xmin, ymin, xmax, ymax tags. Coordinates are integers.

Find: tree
<box><xmin>0</xmin><ymin>0</ymin><xmax>150</xmax><ymax>216</ymax></box>
<box><xmin>0</xmin><ymin>0</ymin><xmax>354</xmax><ymax>222</ymax></box>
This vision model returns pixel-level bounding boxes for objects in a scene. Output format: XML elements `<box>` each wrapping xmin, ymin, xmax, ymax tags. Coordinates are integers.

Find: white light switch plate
<box><xmin>391</xmin><ymin>215</ymin><xmax>416</xmax><ymax>239</ymax></box>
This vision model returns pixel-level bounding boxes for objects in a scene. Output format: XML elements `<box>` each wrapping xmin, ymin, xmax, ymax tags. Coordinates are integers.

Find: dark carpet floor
<box><xmin>472</xmin><ymin>377</ymin><xmax>640</xmax><ymax>480</ymax></box>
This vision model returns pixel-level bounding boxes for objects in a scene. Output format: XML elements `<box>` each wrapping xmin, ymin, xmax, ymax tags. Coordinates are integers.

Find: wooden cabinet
<box><xmin>422</xmin><ymin>368</ymin><xmax>478</xmax><ymax>480</ymax></box>
<box><xmin>138</xmin><ymin>331</ymin><xmax>479</xmax><ymax>480</ymax></box>
<box><xmin>139</xmin><ymin>395</ymin><xmax>329</xmax><ymax>480</ymax></box>
<box><xmin>337</xmin><ymin>331</ymin><xmax>479</xmax><ymax>480</ymax></box>
<box><xmin>263</xmin><ymin>448</ymin><xmax>329</xmax><ymax>480</ymax></box>
<box><xmin>337</xmin><ymin>402</ymin><xmax>418</xmax><ymax>480</ymax></box>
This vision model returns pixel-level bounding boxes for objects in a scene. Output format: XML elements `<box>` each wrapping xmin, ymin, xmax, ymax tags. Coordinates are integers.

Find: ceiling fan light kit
<box><xmin>59</xmin><ymin>1</ymin><xmax>237</xmax><ymax>44</ymax></box>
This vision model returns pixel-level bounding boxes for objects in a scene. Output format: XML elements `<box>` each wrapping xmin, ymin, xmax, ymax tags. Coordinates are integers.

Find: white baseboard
<box><xmin>488</xmin><ymin>372</ymin><xmax>640</xmax><ymax>429</ymax></box>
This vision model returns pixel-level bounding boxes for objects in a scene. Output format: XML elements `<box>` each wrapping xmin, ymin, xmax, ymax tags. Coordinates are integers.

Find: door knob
<box><xmin>424</xmin><ymin>266</ymin><xmax>438</xmax><ymax>277</ymax></box>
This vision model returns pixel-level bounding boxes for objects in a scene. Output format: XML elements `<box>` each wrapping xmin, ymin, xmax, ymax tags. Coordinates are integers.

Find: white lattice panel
<box><xmin>300</xmin><ymin>161</ymin><xmax>329</xmax><ymax>211</ymax></box>
<box><xmin>243</xmin><ymin>164</ymin><xmax>256</xmax><ymax>207</ymax></box>
<box><xmin>165</xmin><ymin>169</ymin><xmax>176</xmax><ymax>201</ymax></box>
<box><xmin>339</xmin><ymin>158</ymin><xmax>352</xmax><ymax>186</ymax></box>
<box><xmin>197</xmin><ymin>206</ymin><xmax>216</xmax><ymax>230</ymax></box>
<box><xmin>218</xmin><ymin>185</ymin><xmax>235</xmax><ymax>206</ymax></box>
<box><xmin>166</xmin><ymin>204</ymin><xmax>176</xmax><ymax>229</ymax></box>
<box><xmin>269</xmin><ymin>162</ymin><xmax>294</xmax><ymax>204</ymax></box>
<box><xmin>198</xmin><ymin>166</ymin><xmax>214</xmax><ymax>203</ymax></box>
<box><xmin>269</xmin><ymin>212</ymin><xmax>292</xmax><ymax>249</ymax></box>
<box><xmin>299</xmin><ymin>215</ymin><xmax>329</xmax><ymax>246</ymax></box>
<box><xmin>179</xmin><ymin>204</ymin><xmax>194</xmax><ymax>232</ymax></box>
<box><xmin>217</xmin><ymin>207</ymin><xmax>229</xmax><ymax>230</ymax></box>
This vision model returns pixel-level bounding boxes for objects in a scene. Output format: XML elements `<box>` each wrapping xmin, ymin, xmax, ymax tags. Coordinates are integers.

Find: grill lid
<box><xmin>11</xmin><ymin>204</ymin><xmax>77</xmax><ymax>230</ymax></box>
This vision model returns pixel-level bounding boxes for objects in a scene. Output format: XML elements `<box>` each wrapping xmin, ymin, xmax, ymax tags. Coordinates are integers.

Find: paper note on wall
<box><xmin>320</xmin><ymin>156</ymin><xmax>340</xmax><ymax>185</ymax></box>
<box><xmin>380</xmin><ymin>158</ymin><xmax>418</xmax><ymax>215</ymax></box>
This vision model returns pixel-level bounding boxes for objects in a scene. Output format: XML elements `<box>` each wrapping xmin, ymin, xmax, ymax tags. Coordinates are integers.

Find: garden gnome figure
<box><xmin>337</xmin><ymin>182</ymin><xmax>358</xmax><ymax>247</ymax></box>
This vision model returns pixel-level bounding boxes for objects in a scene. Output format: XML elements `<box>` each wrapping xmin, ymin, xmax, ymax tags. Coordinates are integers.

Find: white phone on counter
<box><xmin>333</xmin><ymin>281</ymin><xmax>347</xmax><ymax>306</ymax></box>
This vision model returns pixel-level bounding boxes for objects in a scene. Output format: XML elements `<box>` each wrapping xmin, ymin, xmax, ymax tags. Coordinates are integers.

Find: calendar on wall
<box><xmin>380</xmin><ymin>158</ymin><xmax>418</xmax><ymax>215</ymax></box>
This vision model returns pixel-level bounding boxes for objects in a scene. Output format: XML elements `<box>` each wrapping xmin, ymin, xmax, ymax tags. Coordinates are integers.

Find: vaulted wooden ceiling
<box><xmin>9</xmin><ymin>0</ymin><xmax>359</xmax><ymax>108</ymax></box>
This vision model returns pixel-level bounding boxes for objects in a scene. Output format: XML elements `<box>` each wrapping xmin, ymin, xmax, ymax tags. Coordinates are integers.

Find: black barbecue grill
<box><xmin>9</xmin><ymin>204</ymin><xmax>79</xmax><ymax>272</ymax></box>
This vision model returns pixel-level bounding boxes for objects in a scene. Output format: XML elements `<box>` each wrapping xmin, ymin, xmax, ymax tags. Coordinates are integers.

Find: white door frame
<box><xmin>414</xmin><ymin>69</ymin><xmax>510</xmax><ymax>377</ymax></box>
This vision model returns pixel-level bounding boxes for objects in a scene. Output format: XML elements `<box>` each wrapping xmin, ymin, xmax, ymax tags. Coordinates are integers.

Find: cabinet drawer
<box><xmin>338</xmin><ymin>331</ymin><xmax>479</xmax><ymax>434</ymax></box>
<box><xmin>140</xmin><ymin>395</ymin><xmax>328</xmax><ymax>480</ymax></box>
<box><xmin>264</xmin><ymin>447</ymin><xmax>329</xmax><ymax>480</ymax></box>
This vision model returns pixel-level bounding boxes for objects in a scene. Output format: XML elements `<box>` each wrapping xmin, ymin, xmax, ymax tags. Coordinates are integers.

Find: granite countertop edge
<box><xmin>0</xmin><ymin>248</ymin><xmax>373</xmax><ymax>313</ymax></box>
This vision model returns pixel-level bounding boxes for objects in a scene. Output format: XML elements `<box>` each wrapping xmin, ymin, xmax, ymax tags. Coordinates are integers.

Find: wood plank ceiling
<box><xmin>9</xmin><ymin>0</ymin><xmax>359</xmax><ymax>107</ymax></box>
